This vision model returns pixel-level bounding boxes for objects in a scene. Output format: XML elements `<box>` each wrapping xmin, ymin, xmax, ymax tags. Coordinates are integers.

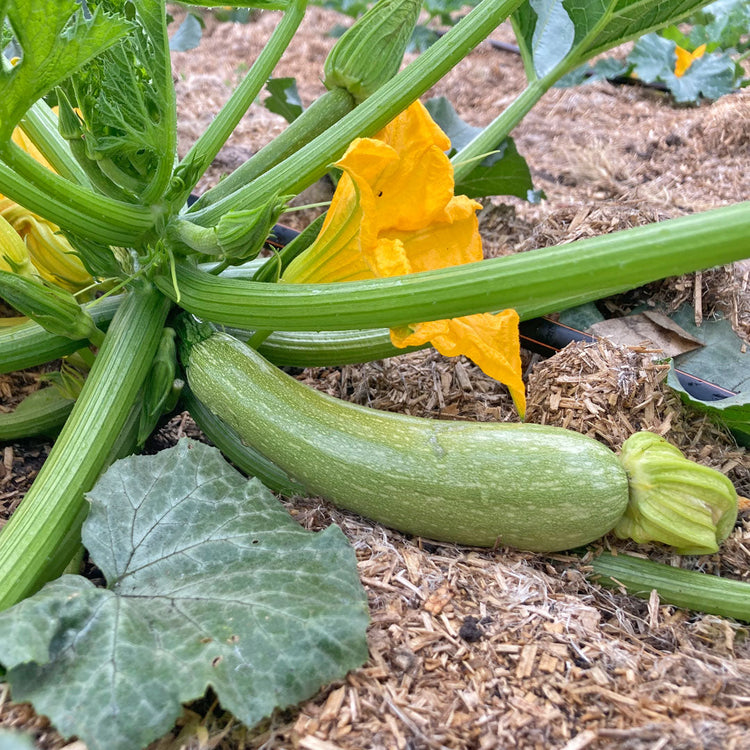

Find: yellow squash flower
<box><xmin>282</xmin><ymin>101</ymin><xmax>526</xmax><ymax>415</ymax></box>
<box><xmin>674</xmin><ymin>43</ymin><xmax>706</xmax><ymax>77</ymax></box>
<box><xmin>0</xmin><ymin>123</ymin><xmax>93</xmax><ymax>293</ymax></box>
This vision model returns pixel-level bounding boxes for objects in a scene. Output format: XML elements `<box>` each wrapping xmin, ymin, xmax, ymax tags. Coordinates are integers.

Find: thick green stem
<box><xmin>0</xmin><ymin>295</ymin><xmax>122</xmax><ymax>374</ymax></box>
<box><xmin>193</xmin><ymin>88</ymin><xmax>356</xmax><ymax>211</ymax></box>
<box><xmin>0</xmin><ymin>143</ymin><xmax>157</xmax><ymax>246</ymax></box>
<box><xmin>592</xmin><ymin>553</ymin><xmax>750</xmax><ymax>622</ymax></box>
<box><xmin>159</xmin><ymin>202</ymin><xmax>750</xmax><ymax>331</ymax></box>
<box><xmin>0</xmin><ymin>284</ymin><xmax>171</xmax><ymax>610</ymax></box>
<box><xmin>172</xmin><ymin>0</ymin><xmax>308</xmax><ymax>208</ymax></box>
<box><xmin>188</xmin><ymin>0</ymin><xmax>525</xmax><ymax>226</ymax></box>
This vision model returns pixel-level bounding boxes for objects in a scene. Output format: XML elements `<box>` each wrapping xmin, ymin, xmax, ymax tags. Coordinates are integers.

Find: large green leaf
<box><xmin>0</xmin><ymin>0</ymin><xmax>129</xmax><ymax>140</ymax></box>
<box><xmin>0</xmin><ymin>439</ymin><xmax>369</xmax><ymax>750</ymax></box>
<box><xmin>668</xmin><ymin>368</ymin><xmax>750</xmax><ymax>447</ymax></box>
<box><xmin>629</xmin><ymin>33</ymin><xmax>739</xmax><ymax>102</ymax></box>
<box><xmin>263</xmin><ymin>77</ymin><xmax>305</xmax><ymax>124</ymax></box>
<box><xmin>512</xmin><ymin>0</ymin><xmax>718</xmax><ymax>81</ymax></box>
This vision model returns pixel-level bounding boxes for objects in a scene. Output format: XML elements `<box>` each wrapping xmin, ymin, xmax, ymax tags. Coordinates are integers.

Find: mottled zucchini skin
<box><xmin>186</xmin><ymin>332</ymin><xmax>629</xmax><ymax>551</ymax></box>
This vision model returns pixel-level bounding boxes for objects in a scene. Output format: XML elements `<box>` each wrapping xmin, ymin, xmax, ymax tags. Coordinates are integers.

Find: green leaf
<box><xmin>629</xmin><ymin>32</ymin><xmax>676</xmax><ymax>80</ymax></box>
<box><xmin>512</xmin><ymin>0</ymin><xmax>719</xmax><ymax>82</ymax></box>
<box><xmin>263</xmin><ymin>77</ymin><xmax>304</xmax><ymax>124</ymax></box>
<box><xmin>668</xmin><ymin>367</ymin><xmax>750</xmax><ymax>447</ymax></box>
<box><xmin>425</xmin><ymin>96</ymin><xmax>534</xmax><ymax>199</ymax></box>
<box><xmin>60</xmin><ymin>0</ymin><xmax>177</xmax><ymax>204</ymax></box>
<box><xmin>455</xmin><ymin>138</ymin><xmax>535</xmax><ymax>200</ymax></box>
<box><xmin>668</xmin><ymin>52</ymin><xmax>739</xmax><ymax>102</ymax></box>
<box><xmin>666</xmin><ymin>304</ymin><xmax>749</xmax><ymax>445</ymax></box>
<box><xmin>0</xmin><ymin>0</ymin><xmax>130</xmax><ymax>140</ymax></box>
<box><xmin>690</xmin><ymin>0</ymin><xmax>750</xmax><ymax>49</ymax></box>
<box><xmin>669</xmin><ymin>304</ymin><xmax>750</xmax><ymax>394</ymax></box>
<box><xmin>0</xmin><ymin>729</ymin><xmax>37</xmax><ymax>750</ymax></box>
<box><xmin>529</xmin><ymin>0</ymin><xmax>575</xmax><ymax>77</ymax></box>
<box><xmin>169</xmin><ymin>12</ymin><xmax>203</xmax><ymax>52</ymax></box>
<box><xmin>407</xmin><ymin>24</ymin><xmax>441</xmax><ymax>52</ymax></box>
<box><xmin>627</xmin><ymin>32</ymin><xmax>739</xmax><ymax>102</ymax></box>
<box><xmin>314</xmin><ymin>0</ymin><xmax>370</xmax><ymax>18</ymax></box>
<box><xmin>0</xmin><ymin>439</ymin><xmax>369</xmax><ymax>750</ymax></box>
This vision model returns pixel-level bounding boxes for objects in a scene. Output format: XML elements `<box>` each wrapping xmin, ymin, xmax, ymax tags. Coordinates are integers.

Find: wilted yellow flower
<box><xmin>1</xmin><ymin>124</ymin><xmax>93</xmax><ymax>293</ymax></box>
<box><xmin>282</xmin><ymin>101</ymin><xmax>526</xmax><ymax>415</ymax></box>
<box><xmin>674</xmin><ymin>43</ymin><xmax>706</xmax><ymax>77</ymax></box>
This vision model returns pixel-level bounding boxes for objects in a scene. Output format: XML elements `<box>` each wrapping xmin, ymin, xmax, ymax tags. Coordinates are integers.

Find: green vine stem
<box><xmin>159</xmin><ymin>201</ymin><xmax>750</xmax><ymax>331</ymax></box>
<box><xmin>170</xmin><ymin>0</ymin><xmax>308</xmax><ymax>209</ymax></box>
<box><xmin>19</xmin><ymin>100</ymin><xmax>90</xmax><ymax>186</ymax></box>
<box><xmin>192</xmin><ymin>88</ymin><xmax>356</xmax><ymax>212</ymax></box>
<box><xmin>0</xmin><ymin>295</ymin><xmax>123</xmax><ymax>375</ymax></box>
<box><xmin>0</xmin><ymin>283</ymin><xmax>171</xmax><ymax>610</ymax></box>
<box><xmin>0</xmin><ymin>143</ymin><xmax>156</xmax><ymax>246</ymax></box>
<box><xmin>187</xmin><ymin>0</ymin><xmax>525</xmax><ymax>227</ymax></box>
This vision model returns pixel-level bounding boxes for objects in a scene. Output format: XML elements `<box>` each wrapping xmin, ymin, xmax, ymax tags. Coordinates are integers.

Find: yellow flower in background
<box><xmin>0</xmin><ymin>123</ymin><xmax>93</xmax><ymax>294</ymax></box>
<box><xmin>674</xmin><ymin>43</ymin><xmax>706</xmax><ymax>77</ymax></box>
<box><xmin>282</xmin><ymin>101</ymin><xmax>526</xmax><ymax>415</ymax></box>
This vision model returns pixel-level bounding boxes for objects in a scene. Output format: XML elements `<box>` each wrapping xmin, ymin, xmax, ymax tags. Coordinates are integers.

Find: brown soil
<box><xmin>2</xmin><ymin>6</ymin><xmax>750</xmax><ymax>750</ymax></box>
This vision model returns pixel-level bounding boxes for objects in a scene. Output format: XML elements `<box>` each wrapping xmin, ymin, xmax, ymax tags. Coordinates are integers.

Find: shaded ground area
<box><xmin>1</xmin><ymin>6</ymin><xmax>749</xmax><ymax>749</ymax></box>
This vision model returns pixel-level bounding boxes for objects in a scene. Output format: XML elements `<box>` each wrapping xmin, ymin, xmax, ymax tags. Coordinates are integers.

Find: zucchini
<box><xmin>183</xmin><ymin>330</ymin><xmax>630</xmax><ymax>552</ymax></box>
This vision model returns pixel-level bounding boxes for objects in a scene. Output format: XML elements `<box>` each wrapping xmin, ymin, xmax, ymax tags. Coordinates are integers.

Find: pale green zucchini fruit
<box><xmin>184</xmin><ymin>331</ymin><xmax>631</xmax><ymax>551</ymax></box>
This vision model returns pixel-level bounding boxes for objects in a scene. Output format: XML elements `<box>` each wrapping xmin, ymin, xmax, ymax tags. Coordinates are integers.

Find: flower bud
<box><xmin>324</xmin><ymin>0</ymin><xmax>422</xmax><ymax>103</ymax></box>
<box><xmin>0</xmin><ymin>270</ymin><xmax>104</xmax><ymax>346</ymax></box>
<box><xmin>614</xmin><ymin>431</ymin><xmax>738</xmax><ymax>555</ymax></box>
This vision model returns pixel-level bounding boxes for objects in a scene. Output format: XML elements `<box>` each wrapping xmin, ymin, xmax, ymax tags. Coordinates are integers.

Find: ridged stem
<box><xmin>0</xmin><ymin>284</ymin><xmax>171</xmax><ymax>610</ymax></box>
<box><xmin>0</xmin><ymin>295</ymin><xmax>122</xmax><ymax>374</ymax></box>
<box><xmin>0</xmin><ymin>143</ymin><xmax>157</xmax><ymax>246</ymax></box>
<box><xmin>171</xmin><ymin>0</ymin><xmax>308</xmax><ymax>209</ymax></box>
<box><xmin>187</xmin><ymin>0</ymin><xmax>524</xmax><ymax>226</ymax></box>
<box><xmin>192</xmin><ymin>88</ymin><xmax>356</xmax><ymax>212</ymax></box>
<box><xmin>19</xmin><ymin>100</ymin><xmax>90</xmax><ymax>186</ymax></box>
<box><xmin>592</xmin><ymin>552</ymin><xmax>750</xmax><ymax>622</ymax></box>
<box><xmin>158</xmin><ymin>202</ymin><xmax>750</xmax><ymax>331</ymax></box>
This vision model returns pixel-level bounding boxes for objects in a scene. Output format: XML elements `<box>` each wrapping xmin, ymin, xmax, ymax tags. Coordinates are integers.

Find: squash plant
<box><xmin>0</xmin><ymin>0</ymin><xmax>749</xmax><ymax>745</ymax></box>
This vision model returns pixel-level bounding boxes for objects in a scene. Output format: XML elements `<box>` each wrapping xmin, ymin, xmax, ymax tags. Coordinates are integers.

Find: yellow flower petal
<box><xmin>339</xmin><ymin>100</ymin><xmax>454</xmax><ymax>233</ymax></box>
<box><xmin>674</xmin><ymin>43</ymin><xmax>706</xmax><ymax>77</ymax></box>
<box><xmin>1</xmin><ymin>199</ymin><xmax>92</xmax><ymax>292</ymax></box>
<box><xmin>281</xmin><ymin>101</ymin><xmax>526</xmax><ymax>414</ymax></box>
<box><xmin>391</xmin><ymin>310</ymin><xmax>526</xmax><ymax>417</ymax></box>
<box><xmin>375</xmin><ymin>196</ymin><xmax>483</xmax><ymax>275</ymax></box>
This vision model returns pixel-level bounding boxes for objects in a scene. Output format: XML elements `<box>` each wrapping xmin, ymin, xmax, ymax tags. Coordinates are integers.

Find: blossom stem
<box><xmin>171</xmin><ymin>0</ymin><xmax>308</xmax><ymax>209</ymax></box>
<box><xmin>187</xmin><ymin>0</ymin><xmax>526</xmax><ymax>227</ymax></box>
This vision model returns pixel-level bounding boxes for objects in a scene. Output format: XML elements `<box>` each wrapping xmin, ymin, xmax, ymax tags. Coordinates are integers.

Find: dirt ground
<box><xmin>2</xmin><ymin>6</ymin><xmax>750</xmax><ymax>750</ymax></box>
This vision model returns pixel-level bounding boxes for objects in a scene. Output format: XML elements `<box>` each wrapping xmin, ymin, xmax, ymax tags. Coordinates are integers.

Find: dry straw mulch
<box><xmin>2</xmin><ymin>7</ymin><xmax>750</xmax><ymax>750</ymax></box>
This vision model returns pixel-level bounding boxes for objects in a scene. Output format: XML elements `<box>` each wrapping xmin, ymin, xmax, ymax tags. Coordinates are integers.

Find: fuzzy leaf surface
<box><xmin>0</xmin><ymin>439</ymin><xmax>369</xmax><ymax>750</ymax></box>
